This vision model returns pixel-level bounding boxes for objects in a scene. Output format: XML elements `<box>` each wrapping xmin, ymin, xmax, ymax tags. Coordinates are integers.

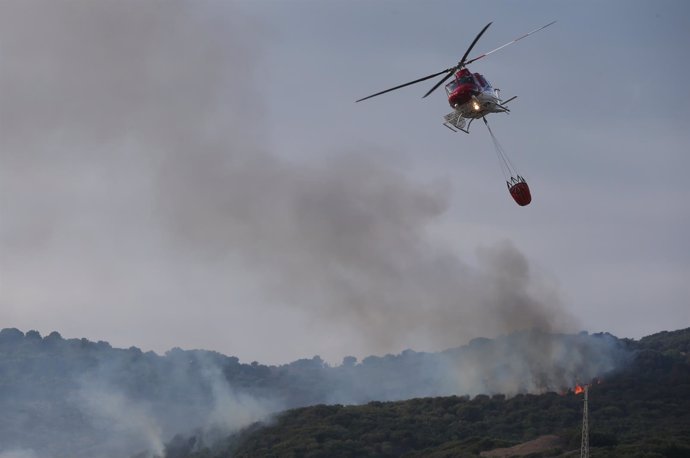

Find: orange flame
<box><xmin>574</xmin><ymin>384</ymin><xmax>585</xmax><ymax>395</ymax></box>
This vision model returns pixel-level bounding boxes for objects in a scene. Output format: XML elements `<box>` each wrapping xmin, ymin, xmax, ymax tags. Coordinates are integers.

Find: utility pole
<box><xmin>580</xmin><ymin>385</ymin><xmax>589</xmax><ymax>458</ymax></box>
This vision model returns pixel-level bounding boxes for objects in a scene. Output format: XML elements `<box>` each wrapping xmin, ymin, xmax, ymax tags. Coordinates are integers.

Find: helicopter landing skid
<box><xmin>443</xmin><ymin>95</ymin><xmax>517</xmax><ymax>133</ymax></box>
<box><xmin>443</xmin><ymin>112</ymin><xmax>474</xmax><ymax>134</ymax></box>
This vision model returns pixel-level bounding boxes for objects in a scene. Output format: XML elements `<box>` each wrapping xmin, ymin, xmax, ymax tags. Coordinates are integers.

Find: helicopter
<box><xmin>356</xmin><ymin>21</ymin><xmax>556</xmax><ymax>206</ymax></box>
<box><xmin>356</xmin><ymin>21</ymin><xmax>555</xmax><ymax>133</ymax></box>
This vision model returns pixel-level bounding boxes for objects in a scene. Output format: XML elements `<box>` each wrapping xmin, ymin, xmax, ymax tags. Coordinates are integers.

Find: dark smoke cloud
<box><xmin>0</xmin><ymin>0</ymin><xmax>574</xmax><ymax>364</ymax></box>
<box><xmin>153</xmin><ymin>143</ymin><xmax>573</xmax><ymax>354</ymax></box>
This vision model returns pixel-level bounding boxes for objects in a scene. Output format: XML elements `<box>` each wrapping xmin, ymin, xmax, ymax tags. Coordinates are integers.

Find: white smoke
<box><xmin>75</xmin><ymin>385</ymin><xmax>165</xmax><ymax>458</ymax></box>
<box><xmin>202</xmin><ymin>363</ymin><xmax>274</xmax><ymax>433</ymax></box>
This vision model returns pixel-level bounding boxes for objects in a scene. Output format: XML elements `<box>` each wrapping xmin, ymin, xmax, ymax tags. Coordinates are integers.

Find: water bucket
<box><xmin>508</xmin><ymin>178</ymin><xmax>531</xmax><ymax>206</ymax></box>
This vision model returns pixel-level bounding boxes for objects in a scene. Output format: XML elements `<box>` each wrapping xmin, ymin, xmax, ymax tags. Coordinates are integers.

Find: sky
<box><xmin>1</xmin><ymin>0</ymin><xmax>688</xmax><ymax>365</ymax></box>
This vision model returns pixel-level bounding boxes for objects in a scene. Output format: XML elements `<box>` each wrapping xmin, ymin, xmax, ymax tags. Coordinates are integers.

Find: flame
<box><xmin>574</xmin><ymin>384</ymin><xmax>585</xmax><ymax>395</ymax></box>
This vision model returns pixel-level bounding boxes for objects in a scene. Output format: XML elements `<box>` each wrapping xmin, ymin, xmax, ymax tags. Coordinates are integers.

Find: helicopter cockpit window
<box><xmin>459</xmin><ymin>74</ymin><xmax>475</xmax><ymax>85</ymax></box>
<box><xmin>445</xmin><ymin>80</ymin><xmax>459</xmax><ymax>94</ymax></box>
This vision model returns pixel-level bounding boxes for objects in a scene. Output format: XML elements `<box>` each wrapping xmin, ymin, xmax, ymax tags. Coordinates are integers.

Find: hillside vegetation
<box><xmin>0</xmin><ymin>327</ymin><xmax>687</xmax><ymax>457</ymax></box>
<box><xmin>168</xmin><ymin>329</ymin><xmax>690</xmax><ymax>458</ymax></box>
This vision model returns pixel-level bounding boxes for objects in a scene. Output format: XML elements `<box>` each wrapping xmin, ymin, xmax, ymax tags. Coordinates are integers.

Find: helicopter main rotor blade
<box><xmin>464</xmin><ymin>20</ymin><xmax>556</xmax><ymax>66</ymax></box>
<box><xmin>356</xmin><ymin>21</ymin><xmax>554</xmax><ymax>103</ymax></box>
<box><xmin>422</xmin><ymin>69</ymin><xmax>455</xmax><ymax>98</ymax></box>
<box><xmin>458</xmin><ymin>22</ymin><xmax>493</xmax><ymax>66</ymax></box>
<box><xmin>355</xmin><ymin>68</ymin><xmax>453</xmax><ymax>102</ymax></box>
<box><xmin>423</xmin><ymin>21</ymin><xmax>492</xmax><ymax>99</ymax></box>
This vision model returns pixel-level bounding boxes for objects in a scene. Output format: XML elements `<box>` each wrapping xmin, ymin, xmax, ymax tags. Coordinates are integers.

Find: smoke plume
<box><xmin>0</xmin><ymin>3</ymin><xmax>636</xmax><ymax>457</ymax></box>
<box><xmin>0</xmin><ymin>0</ymin><xmax>575</xmax><ymax>364</ymax></box>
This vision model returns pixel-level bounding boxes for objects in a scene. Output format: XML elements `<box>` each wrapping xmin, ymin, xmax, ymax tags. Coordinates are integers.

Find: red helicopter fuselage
<box><xmin>442</xmin><ymin>67</ymin><xmax>509</xmax><ymax>125</ymax></box>
<box><xmin>445</xmin><ymin>68</ymin><xmax>491</xmax><ymax>108</ymax></box>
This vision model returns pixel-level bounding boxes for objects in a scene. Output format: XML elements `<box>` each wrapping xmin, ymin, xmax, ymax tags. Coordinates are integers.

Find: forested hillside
<box><xmin>167</xmin><ymin>328</ymin><xmax>690</xmax><ymax>457</ymax></box>
<box><xmin>0</xmin><ymin>327</ymin><xmax>686</xmax><ymax>457</ymax></box>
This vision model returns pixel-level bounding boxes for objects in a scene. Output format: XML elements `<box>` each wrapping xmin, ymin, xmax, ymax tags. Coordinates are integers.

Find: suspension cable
<box><xmin>483</xmin><ymin>117</ymin><xmax>519</xmax><ymax>184</ymax></box>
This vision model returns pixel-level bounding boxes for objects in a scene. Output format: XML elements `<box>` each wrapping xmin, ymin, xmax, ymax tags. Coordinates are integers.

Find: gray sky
<box><xmin>1</xmin><ymin>0</ymin><xmax>688</xmax><ymax>365</ymax></box>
